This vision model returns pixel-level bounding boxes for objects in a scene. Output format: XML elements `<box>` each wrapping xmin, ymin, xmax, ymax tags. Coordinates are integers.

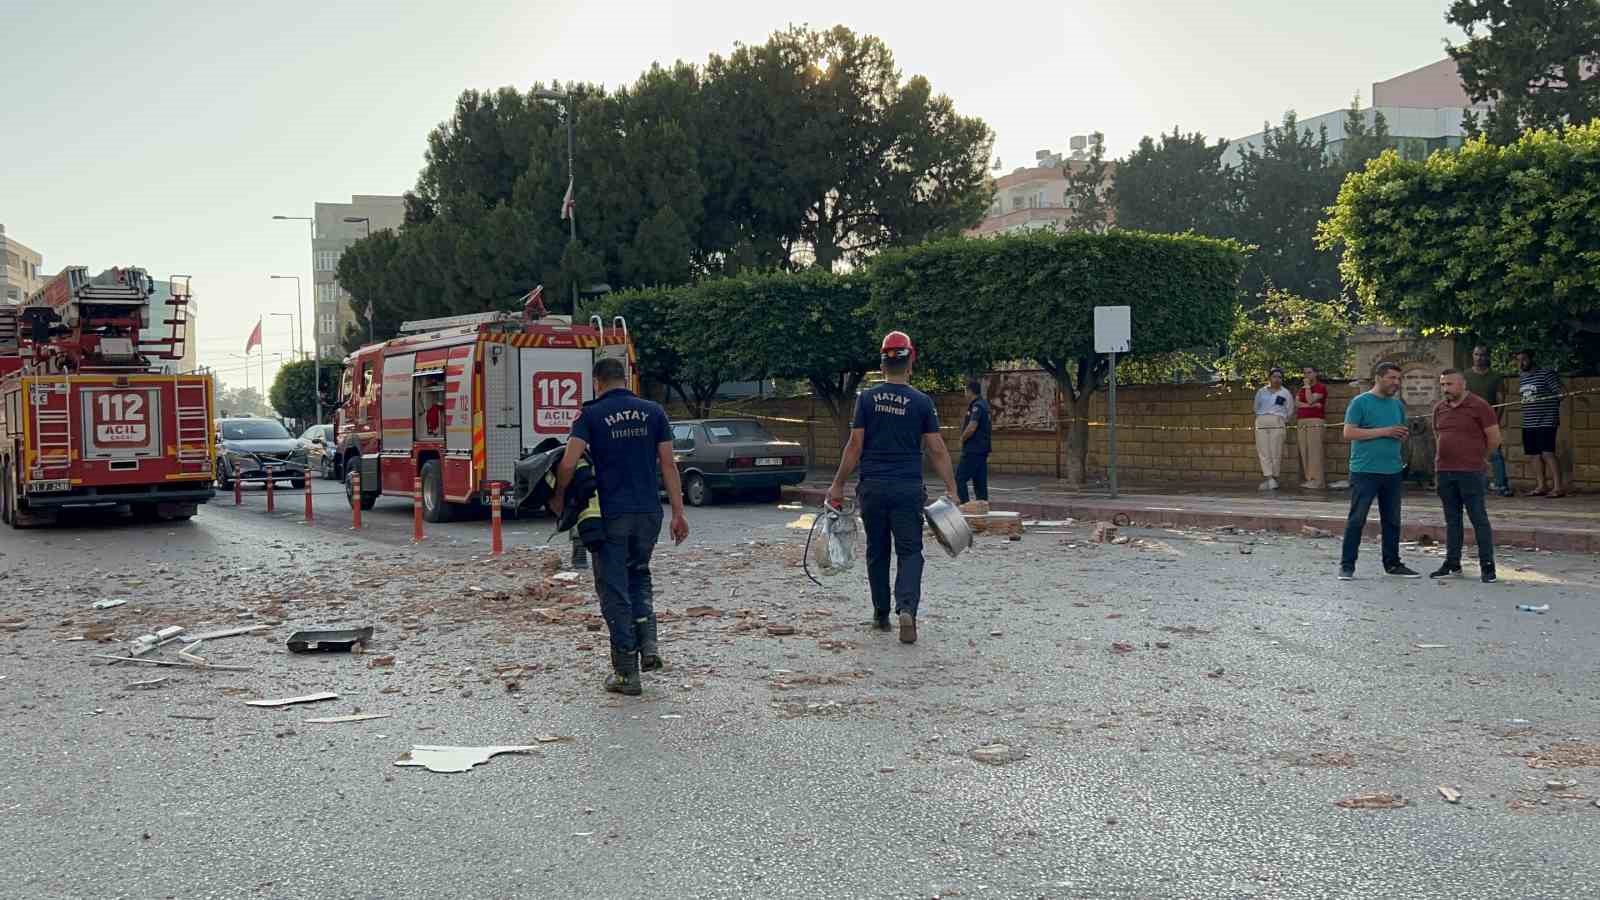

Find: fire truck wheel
<box><xmin>345</xmin><ymin>469</ymin><xmax>377</xmax><ymax>511</ymax></box>
<box><xmin>1</xmin><ymin>465</ymin><xmax>12</xmax><ymax>527</ymax></box>
<box><xmin>684</xmin><ymin>472</ymin><xmax>712</xmax><ymax>507</ymax></box>
<box><xmin>420</xmin><ymin>459</ymin><xmax>455</xmax><ymax>523</ymax></box>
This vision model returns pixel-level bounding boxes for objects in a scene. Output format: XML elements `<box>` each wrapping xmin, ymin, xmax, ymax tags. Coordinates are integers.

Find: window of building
<box><xmin>315</xmin><ymin>282</ymin><xmax>338</xmax><ymax>304</ymax></box>
<box><xmin>315</xmin><ymin>250</ymin><xmax>340</xmax><ymax>272</ymax></box>
<box><xmin>319</xmin><ymin>313</ymin><xmax>338</xmax><ymax>335</ymax></box>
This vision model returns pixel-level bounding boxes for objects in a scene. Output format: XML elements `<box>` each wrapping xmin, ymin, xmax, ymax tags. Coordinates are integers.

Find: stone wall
<box><xmin>669</xmin><ymin>376</ymin><xmax>1600</xmax><ymax>491</ymax></box>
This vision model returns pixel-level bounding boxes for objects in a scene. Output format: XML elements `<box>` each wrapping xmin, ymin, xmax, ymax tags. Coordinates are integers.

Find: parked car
<box><xmin>297</xmin><ymin>424</ymin><xmax>336</xmax><ymax>479</ymax></box>
<box><xmin>215</xmin><ymin>417</ymin><xmax>308</xmax><ymax>489</ymax></box>
<box><xmin>667</xmin><ymin>418</ymin><xmax>806</xmax><ymax>506</ymax></box>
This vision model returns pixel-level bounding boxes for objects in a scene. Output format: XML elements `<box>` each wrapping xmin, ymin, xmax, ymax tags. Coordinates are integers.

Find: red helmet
<box><xmin>880</xmin><ymin>330</ymin><xmax>915</xmax><ymax>363</ymax></box>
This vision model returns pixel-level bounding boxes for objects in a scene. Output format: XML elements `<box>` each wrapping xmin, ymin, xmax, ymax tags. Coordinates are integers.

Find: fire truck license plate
<box><xmin>533</xmin><ymin>372</ymin><xmax>583</xmax><ymax>434</ymax></box>
<box><xmin>27</xmin><ymin>480</ymin><xmax>69</xmax><ymax>493</ymax></box>
<box><xmin>92</xmin><ymin>391</ymin><xmax>149</xmax><ymax>444</ymax></box>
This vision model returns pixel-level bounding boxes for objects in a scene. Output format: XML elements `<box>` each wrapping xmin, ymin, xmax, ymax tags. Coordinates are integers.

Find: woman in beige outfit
<box><xmin>1296</xmin><ymin>366</ymin><xmax>1328</xmax><ymax>489</ymax></box>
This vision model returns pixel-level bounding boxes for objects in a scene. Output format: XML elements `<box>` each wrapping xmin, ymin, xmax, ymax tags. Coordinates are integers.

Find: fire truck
<box><xmin>0</xmin><ymin>267</ymin><xmax>215</xmax><ymax>527</ymax></box>
<box><xmin>334</xmin><ymin>293</ymin><xmax>633</xmax><ymax>522</ymax></box>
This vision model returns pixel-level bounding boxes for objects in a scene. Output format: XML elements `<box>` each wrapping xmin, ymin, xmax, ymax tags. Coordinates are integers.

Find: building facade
<box><xmin>1221</xmin><ymin>58</ymin><xmax>1486</xmax><ymax>168</ymax></box>
<box><xmin>1</xmin><ymin>224</ymin><xmax>45</xmax><ymax>305</ymax></box>
<box><xmin>966</xmin><ymin>150</ymin><xmax>1116</xmax><ymax>237</ymax></box>
<box><xmin>310</xmin><ymin>195</ymin><xmax>404</xmax><ymax>361</ymax></box>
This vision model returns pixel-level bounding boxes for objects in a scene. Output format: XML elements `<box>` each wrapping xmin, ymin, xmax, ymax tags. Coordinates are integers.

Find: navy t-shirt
<box><xmin>963</xmin><ymin>397</ymin><xmax>992</xmax><ymax>455</ymax></box>
<box><xmin>852</xmin><ymin>383</ymin><xmax>940</xmax><ymax>481</ymax></box>
<box><xmin>570</xmin><ymin>388</ymin><xmax>670</xmax><ymax>514</ymax></box>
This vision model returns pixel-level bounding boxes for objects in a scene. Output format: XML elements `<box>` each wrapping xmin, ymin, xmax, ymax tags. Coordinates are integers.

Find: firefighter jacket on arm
<box><xmin>510</xmin><ymin>445</ymin><xmax>604</xmax><ymax>548</ymax></box>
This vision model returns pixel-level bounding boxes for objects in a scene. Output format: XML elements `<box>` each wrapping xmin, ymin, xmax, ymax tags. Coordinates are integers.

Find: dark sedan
<box><xmin>668</xmin><ymin>418</ymin><xmax>807</xmax><ymax>506</ymax></box>
<box><xmin>215</xmin><ymin>417</ymin><xmax>308</xmax><ymax>489</ymax></box>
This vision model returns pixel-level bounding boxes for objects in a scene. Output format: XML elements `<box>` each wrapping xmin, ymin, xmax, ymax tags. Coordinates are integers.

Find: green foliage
<box><xmin>1216</xmin><ymin>289</ymin><xmax>1352</xmax><ymax>381</ymax></box>
<box><xmin>1062</xmin><ymin>132</ymin><xmax>1112</xmax><ymax>233</ymax></box>
<box><xmin>1232</xmin><ymin>112</ymin><xmax>1346</xmax><ymax>300</ymax></box>
<box><xmin>599</xmin><ymin>285</ymin><xmax>730</xmax><ymax>416</ymax></box>
<box><xmin>869</xmin><ymin>230</ymin><xmax>1247</xmax><ymax>482</ymax></box>
<box><xmin>215</xmin><ymin>382</ymin><xmax>271</xmax><ymax>418</ymax></box>
<box><xmin>1111</xmin><ymin>128</ymin><xmax>1236</xmax><ymax>237</ymax></box>
<box><xmin>1447</xmin><ymin>0</ymin><xmax>1600</xmax><ymax>144</ymax></box>
<box><xmin>268</xmin><ymin>360</ymin><xmax>337</xmax><ymax>424</ymax></box>
<box><xmin>1321</xmin><ymin>121</ymin><xmax>1600</xmax><ymax>372</ymax></box>
<box><xmin>1341</xmin><ymin>94</ymin><xmax>1393</xmax><ymax>168</ymax></box>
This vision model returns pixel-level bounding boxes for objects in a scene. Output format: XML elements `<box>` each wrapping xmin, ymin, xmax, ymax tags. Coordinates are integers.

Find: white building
<box><xmin>1</xmin><ymin>224</ymin><xmax>44</xmax><ymax>305</ymax></box>
<box><xmin>310</xmin><ymin>195</ymin><xmax>405</xmax><ymax>361</ymax></box>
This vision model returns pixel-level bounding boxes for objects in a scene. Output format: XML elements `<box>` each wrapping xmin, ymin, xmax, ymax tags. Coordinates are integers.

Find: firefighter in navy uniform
<box><xmin>827</xmin><ymin>331</ymin><xmax>960</xmax><ymax>645</ymax></box>
<box><xmin>556</xmin><ymin>357</ymin><xmax>689</xmax><ymax>695</ymax></box>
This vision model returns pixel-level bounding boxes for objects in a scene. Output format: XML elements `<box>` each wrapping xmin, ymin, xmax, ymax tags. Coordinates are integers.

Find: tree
<box><xmin>870</xmin><ymin>230</ymin><xmax>1246</xmax><ymax>484</ymax></box>
<box><xmin>1447</xmin><ymin>0</ymin><xmax>1600</xmax><ymax>144</ymax></box>
<box><xmin>598</xmin><ymin>286</ymin><xmax>730</xmax><ymax>416</ymax></box>
<box><xmin>690</xmin><ymin>270</ymin><xmax>877</xmax><ymax>444</ymax></box>
<box><xmin>1340</xmin><ymin>93</ymin><xmax>1393</xmax><ymax>169</ymax></box>
<box><xmin>1321</xmin><ymin>121</ymin><xmax>1600</xmax><ymax>372</ymax></box>
<box><xmin>214</xmin><ymin>381</ymin><xmax>272</xmax><ymax>418</ymax></box>
<box><xmin>269</xmin><ymin>360</ymin><xmax>338</xmax><ymax>424</ymax></box>
<box><xmin>1216</xmin><ymin>288</ymin><xmax>1353</xmax><ymax>381</ymax></box>
<box><xmin>1111</xmin><ymin>128</ymin><xmax>1236</xmax><ymax>236</ymax></box>
<box><xmin>1062</xmin><ymin>132</ymin><xmax>1112</xmax><ymax>233</ymax></box>
<box><xmin>1232</xmin><ymin>112</ymin><xmax>1345</xmax><ymax>300</ymax></box>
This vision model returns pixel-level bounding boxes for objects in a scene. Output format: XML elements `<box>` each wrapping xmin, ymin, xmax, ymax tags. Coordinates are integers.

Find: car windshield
<box><xmin>702</xmin><ymin>420</ymin><xmax>775</xmax><ymax>443</ymax></box>
<box><xmin>222</xmin><ymin>420</ymin><xmax>291</xmax><ymax>441</ymax></box>
<box><xmin>300</xmin><ymin>425</ymin><xmax>332</xmax><ymax>441</ymax></box>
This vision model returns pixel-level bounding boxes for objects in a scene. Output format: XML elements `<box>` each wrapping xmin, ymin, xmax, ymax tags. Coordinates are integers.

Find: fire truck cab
<box><xmin>335</xmin><ymin>308</ymin><xmax>632</xmax><ymax>521</ymax></box>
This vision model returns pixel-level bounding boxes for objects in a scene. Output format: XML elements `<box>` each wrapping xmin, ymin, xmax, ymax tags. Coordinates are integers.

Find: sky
<box><xmin>2</xmin><ymin>0</ymin><xmax>1465</xmax><ymax>393</ymax></box>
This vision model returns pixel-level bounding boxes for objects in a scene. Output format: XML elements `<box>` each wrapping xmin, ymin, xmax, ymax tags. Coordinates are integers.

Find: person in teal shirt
<box><xmin>1338</xmin><ymin>362</ymin><xmax>1420</xmax><ymax>579</ymax></box>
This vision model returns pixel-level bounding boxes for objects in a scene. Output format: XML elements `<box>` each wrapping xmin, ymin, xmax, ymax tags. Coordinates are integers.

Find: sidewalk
<box><xmin>785</xmin><ymin>474</ymin><xmax>1599</xmax><ymax>554</ymax></box>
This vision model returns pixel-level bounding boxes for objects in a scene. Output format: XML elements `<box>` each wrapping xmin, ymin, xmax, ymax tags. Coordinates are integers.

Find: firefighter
<box><xmin>555</xmin><ymin>357</ymin><xmax>689</xmax><ymax>696</ymax></box>
<box><xmin>826</xmin><ymin>331</ymin><xmax>960</xmax><ymax>645</ymax></box>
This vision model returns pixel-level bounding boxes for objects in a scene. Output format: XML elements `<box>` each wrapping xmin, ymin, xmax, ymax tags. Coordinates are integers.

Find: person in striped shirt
<box><xmin>1515</xmin><ymin>349</ymin><xmax>1566</xmax><ymax>498</ymax></box>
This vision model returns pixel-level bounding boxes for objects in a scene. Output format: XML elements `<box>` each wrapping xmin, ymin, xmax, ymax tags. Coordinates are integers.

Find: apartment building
<box><xmin>966</xmin><ymin>144</ymin><xmax>1117</xmax><ymax>237</ymax></box>
<box><xmin>309</xmin><ymin>195</ymin><xmax>405</xmax><ymax>360</ymax></box>
<box><xmin>1</xmin><ymin>224</ymin><xmax>44</xmax><ymax>305</ymax></box>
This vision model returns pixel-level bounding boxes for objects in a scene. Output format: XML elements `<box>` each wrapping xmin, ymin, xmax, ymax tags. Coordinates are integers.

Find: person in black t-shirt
<box><xmin>556</xmin><ymin>357</ymin><xmax>689</xmax><ymax>696</ymax></box>
<box><xmin>956</xmin><ymin>380</ymin><xmax>992</xmax><ymax>503</ymax></box>
<box><xmin>827</xmin><ymin>331</ymin><xmax>959</xmax><ymax>645</ymax></box>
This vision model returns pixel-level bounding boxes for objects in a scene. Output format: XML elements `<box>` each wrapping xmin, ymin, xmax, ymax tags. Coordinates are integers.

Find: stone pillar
<box><xmin>1347</xmin><ymin>326</ymin><xmax>1458</xmax><ymax>482</ymax></box>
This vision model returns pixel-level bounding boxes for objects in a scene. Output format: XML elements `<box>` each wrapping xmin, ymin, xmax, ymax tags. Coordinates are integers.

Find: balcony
<box><xmin>966</xmin><ymin>206</ymin><xmax>1080</xmax><ymax>236</ymax></box>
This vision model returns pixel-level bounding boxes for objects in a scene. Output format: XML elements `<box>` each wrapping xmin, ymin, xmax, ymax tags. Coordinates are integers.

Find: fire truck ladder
<box><xmin>145</xmin><ymin>275</ymin><xmax>192</xmax><ymax>363</ymax></box>
<box><xmin>29</xmin><ymin>385</ymin><xmax>72</xmax><ymax>479</ymax></box>
<box><xmin>174</xmin><ymin>380</ymin><xmax>211</xmax><ymax>473</ymax></box>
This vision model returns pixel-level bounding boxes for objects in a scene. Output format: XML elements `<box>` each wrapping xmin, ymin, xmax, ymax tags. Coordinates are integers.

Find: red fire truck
<box><xmin>334</xmin><ymin>295</ymin><xmax>633</xmax><ymax>522</ymax></box>
<box><xmin>0</xmin><ymin>267</ymin><xmax>215</xmax><ymax>527</ymax></box>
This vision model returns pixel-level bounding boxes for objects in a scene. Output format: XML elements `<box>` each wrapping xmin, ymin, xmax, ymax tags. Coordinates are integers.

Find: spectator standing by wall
<box><xmin>956</xmin><ymin>380</ymin><xmax>992</xmax><ymax>504</ymax></box>
<box><xmin>1516</xmin><ymin>350</ymin><xmax>1566</xmax><ymax>497</ymax></box>
<box><xmin>1338</xmin><ymin>362</ymin><xmax>1420</xmax><ymax>580</ymax></box>
<box><xmin>1295</xmin><ymin>366</ymin><xmax>1327</xmax><ymax>490</ymax></box>
<box><xmin>1429</xmin><ymin>369</ymin><xmax>1500</xmax><ymax>583</ymax></box>
<box><xmin>1465</xmin><ymin>345</ymin><xmax>1514</xmax><ymax>497</ymax></box>
<box><xmin>1253</xmin><ymin>368</ymin><xmax>1295</xmax><ymax>491</ymax></box>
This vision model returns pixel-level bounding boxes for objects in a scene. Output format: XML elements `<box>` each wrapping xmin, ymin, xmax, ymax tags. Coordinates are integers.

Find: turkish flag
<box><xmin>245</xmin><ymin>319</ymin><xmax>262</xmax><ymax>354</ymax></box>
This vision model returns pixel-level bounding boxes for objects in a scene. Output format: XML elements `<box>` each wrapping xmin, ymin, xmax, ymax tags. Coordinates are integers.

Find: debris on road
<box><xmin>124</xmin><ymin>676</ymin><xmax>169</xmax><ymax>690</ymax></box>
<box><xmin>683</xmin><ymin>606</ymin><xmax>721</xmax><ymax>618</ymax></box>
<box><xmin>244</xmin><ymin>692</ymin><xmax>339</xmax><ymax>708</ymax></box>
<box><xmin>1110</xmin><ymin>641</ymin><xmax>1135</xmax><ymax>654</ymax></box>
<box><xmin>1412</xmin><ymin>643</ymin><xmax>1450</xmax><ymax>650</ymax></box>
<box><xmin>167</xmin><ymin>713</ymin><xmax>216</xmax><ymax>721</ymax></box>
<box><xmin>534</xmin><ymin>735</ymin><xmax>573</xmax><ymax>744</ymax></box>
<box><xmin>394</xmin><ymin>744</ymin><xmax>537</xmax><ymax>773</ymax></box>
<box><xmin>92</xmin><ymin>654</ymin><xmax>251</xmax><ymax>672</ymax></box>
<box><xmin>1092</xmin><ymin>523</ymin><xmax>1118</xmax><ymax>544</ymax></box>
<box><xmin>92</xmin><ymin>599</ymin><xmax>127</xmax><ymax>610</ymax></box>
<box><xmin>128</xmin><ymin>625</ymin><xmax>184</xmax><ymax>657</ymax></box>
<box><xmin>368</xmin><ymin>655</ymin><xmax>396</xmax><ymax>669</ymax></box>
<box><xmin>969</xmin><ymin>744</ymin><xmax>1014</xmax><ymax>765</ymax></box>
<box><xmin>286</xmin><ymin>626</ymin><xmax>374</xmax><ymax>653</ymax></box>
<box><xmin>766</xmin><ymin>623</ymin><xmax>797</xmax><ymax>637</ymax></box>
<box><xmin>549</xmin><ymin>572</ymin><xmax>581</xmax><ymax>584</ymax></box>
<box><xmin>1438</xmin><ymin>785</ymin><xmax>1461</xmax><ymax>804</ymax></box>
<box><xmin>1154</xmin><ymin>641</ymin><xmax>1172</xmax><ymax>650</ymax></box>
<box><xmin>180</xmin><ymin>625</ymin><xmax>271</xmax><ymax>643</ymax></box>
<box><xmin>1545</xmin><ymin>779</ymin><xmax>1578</xmax><ymax>792</ymax></box>
<box><xmin>1515</xmin><ymin>604</ymin><xmax>1550</xmax><ymax>614</ymax></box>
<box><xmin>1299</xmin><ymin>526</ymin><xmax>1333</xmax><ymax>539</ymax></box>
<box><xmin>1334</xmin><ymin>792</ymin><xmax>1409</xmax><ymax>810</ymax></box>
<box><xmin>176</xmin><ymin>641</ymin><xmax>209</xmax><ymax>667</ymax></box>
<box><xmin>304</xmin><ymin>713</ymin><xmax>391</xmax><ymax>725</ymax></box>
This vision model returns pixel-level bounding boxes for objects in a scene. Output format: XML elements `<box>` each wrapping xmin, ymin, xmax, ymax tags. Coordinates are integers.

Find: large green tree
<box><xmin>1111</xmin><ymin>128</ymin><xmax>1237</xmax><ymax>236</ymax></box>
<box><xmin>870</xmin><ymin>231</ymin><xmax>1246</xmax><ymax>484</ymax></box>
<box><xmin>1321</xmin><ymin>121</ymin><xmax>1600</xmax><ymax>372</ymax></box>
<box><xmin>1340</xmin><ymin>94</ymin><xmax>1393</xmax><ymax>168</ymax></box>
<box><xmin>1447</xmin><ymin>0</ymin><xmax>1600</xmax><ymax>144</ymax></box>
<box><xmin>1061</xmin><ymin>132</ymin><xmax>1112</xmax><ymax>233</ymax></box>
<box><xmin>1232</xmin><ymin>112</ymin><xmax>1346</xmax><ymax>300</ymax></box>
<box><xmin>598</xmin><ymin>286</ymin><xmax>731</xmax><ymax>416</ymax></box>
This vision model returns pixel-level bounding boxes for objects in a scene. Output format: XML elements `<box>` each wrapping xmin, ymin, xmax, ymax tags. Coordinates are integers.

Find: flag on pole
<box><xmin>560</xmin><ymin>176</ymin><xmax>575</xmax><ymax>221</ymax></box>
<box><xmin>244</xmin><ymin>319</ymin><xmax>263</xmax><ymax>354</ymax></box>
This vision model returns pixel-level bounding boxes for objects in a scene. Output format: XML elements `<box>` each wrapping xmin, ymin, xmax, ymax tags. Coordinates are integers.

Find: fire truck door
<box><xmin>519</xmin><ymin>348</ymin><xmax>592</xmax><ymax>450</ymax></box>
<box><xmin>381</xmin><ymin>353</ymin><xmax>416</xmax><ymax>455</ymax></box>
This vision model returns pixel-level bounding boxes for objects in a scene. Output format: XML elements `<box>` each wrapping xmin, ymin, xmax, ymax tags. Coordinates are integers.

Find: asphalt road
<box><xmin>2</xmin><ymin>480</ymin><xmax>1598</xmax><ymax>899</ymax></box>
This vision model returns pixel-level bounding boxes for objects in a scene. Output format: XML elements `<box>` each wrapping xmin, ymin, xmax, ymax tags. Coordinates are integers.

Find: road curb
<box><xmin>785</xmin><ymin>487</ymin><xmax>1598</xmax><ymax>555</ymax></box>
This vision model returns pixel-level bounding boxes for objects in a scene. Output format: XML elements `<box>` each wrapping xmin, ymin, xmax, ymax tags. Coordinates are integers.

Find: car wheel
<box><xmin>345</xmin><ymin>466</ymin><xmax>376</xmax><ymax>511</ymax></box>
<box><xmin>216</xmin><ymin>461</ymin><xmax>234</xmax><ymax>491</ymax></box>
<box><xmin>684</xmin><ymin>472</ymin><xmax>710</xmax><ymax>507</ymax></box>
<box><xmin>420</xmin><ymin>459</ymin><xmax>455</xmax><ymax>523</ymax></box>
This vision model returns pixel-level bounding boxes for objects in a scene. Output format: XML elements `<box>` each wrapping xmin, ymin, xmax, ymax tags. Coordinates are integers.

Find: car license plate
<box><xmin>27</xmin><ymin>479</ymin><xmax>69</xmax><ymax>493</ymax></box>
<box><xmin>755</xmin><ymin>457</ymin><xmax>783</xmax><ymax>467</ymax></box>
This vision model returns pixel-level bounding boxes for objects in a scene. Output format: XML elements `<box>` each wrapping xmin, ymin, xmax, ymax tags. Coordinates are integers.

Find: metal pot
<box><xmin>923</xmin><ymin>495</ymin><xmax>973</xmax><ymax>558</ymax></box>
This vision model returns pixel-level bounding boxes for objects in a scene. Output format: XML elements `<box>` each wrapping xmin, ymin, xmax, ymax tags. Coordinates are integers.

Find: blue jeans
<box><xmin>1340</xmin><ymin>472</ymin><xmax>1403</xmax><ymax>570</ymax></box>
<box><xmin>956</xmin><ymin>452</ymin><xmax>989</xmax><ymax>503</ymax></box>
<box><xmin>1488</xmin><ymin>447</ymin><xmax>1510</xmax><ymax>493</ymax></box>
<box><xmin>1438</xmin><ymin>471</ymin><xmax>1493</xmax><ymax>568</ymax></box>
<box><xmin>858</xmin><ymin>479</ymin><xmax>926</xmax><ymax>619</ymax></box>
<box><xmin>589</xmin><ymin>511</ymin><xmax>662</xmax><ymax>654</ymax></box>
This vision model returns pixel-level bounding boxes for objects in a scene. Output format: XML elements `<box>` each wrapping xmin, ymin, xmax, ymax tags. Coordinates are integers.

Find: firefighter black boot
<box><xmin>604</xmin><ymin>650</ymin><xmax>642</xmax><ymax>696</ymax></box>
<box><xmin>636</xmin><ymin>616</ymin><xmax>664</xmax><ymax>671</ymax></box>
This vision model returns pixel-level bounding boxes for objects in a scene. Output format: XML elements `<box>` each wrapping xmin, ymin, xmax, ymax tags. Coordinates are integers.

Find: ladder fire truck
<box><xmin>0</xmin><ymin>267</ymin><xmax>215</xmax><ymax>527</ymax></box>
<box><xmin>334</xmin><ymin>291</ymin><xmax>633</xmax><ymax>522</ymax></box>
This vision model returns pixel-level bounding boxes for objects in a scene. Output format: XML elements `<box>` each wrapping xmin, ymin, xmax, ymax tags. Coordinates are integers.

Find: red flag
<box><xmin>244</xmin><ymin>319</ymin><xmax>262</xmax><ymax>354</ymax></box>
<box><xmin>560</xmin><ymin>176</ymin><xmax>575</xmax><ymax>221</ymax></box>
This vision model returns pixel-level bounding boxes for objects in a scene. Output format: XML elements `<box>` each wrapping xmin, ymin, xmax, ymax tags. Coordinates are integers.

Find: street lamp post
<box><xmin>534</xmin><ymin>88</ymin><xmax>578</xmax><ymax>317</ymax></box>
<box><xmin>271</xmin><ymin>216</ymin><xmax>320</xmax><ymax>424</ymax></box>
<box><xmin>343</xmin><ymin>217</ymin><xmax>373</xmax><ymax>343</ymax></box>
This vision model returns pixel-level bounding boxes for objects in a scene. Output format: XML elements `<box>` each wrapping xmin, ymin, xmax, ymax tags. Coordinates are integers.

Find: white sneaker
<box><xmin>1258</xmin><ymin>479</ymin><xmax>1274</xmax><ymax>491</ymax></box>
<box><xmin>1268</xmin><ymin>478</ymin><xmax>1279</xmax><ymax>490</ymax></box>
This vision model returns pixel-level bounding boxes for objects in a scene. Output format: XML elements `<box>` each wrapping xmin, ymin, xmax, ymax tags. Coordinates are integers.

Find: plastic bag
<box><xmin>810</xmin><ymin>502</ymin><xmax>862</xmax><ymax>576</ymax></box>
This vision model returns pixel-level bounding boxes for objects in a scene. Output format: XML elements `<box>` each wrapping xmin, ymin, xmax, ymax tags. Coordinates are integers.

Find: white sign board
<box><xmin>1094</xmin><ymin>306</ymin><xmax>1131</xmax><ymax>354</ymax></box>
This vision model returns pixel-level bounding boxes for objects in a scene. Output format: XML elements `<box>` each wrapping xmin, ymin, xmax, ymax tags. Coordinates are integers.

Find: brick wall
<box><xmin>670</xmin><ymin>376</ymin><xmax>1599</xmax><ymax>491</ymax></box>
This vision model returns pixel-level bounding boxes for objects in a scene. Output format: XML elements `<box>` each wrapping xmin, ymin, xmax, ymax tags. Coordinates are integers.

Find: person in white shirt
<box><xmin>1253</xmin><ymin>367</ymin><xmax>1295</xmax><ymax>491</ymax></box>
